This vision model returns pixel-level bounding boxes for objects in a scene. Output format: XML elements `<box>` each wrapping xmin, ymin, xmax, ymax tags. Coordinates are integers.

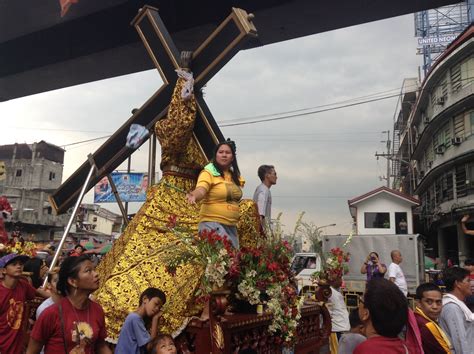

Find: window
<box><xmin>15</xmin><ymin>169</ymin><xmax>22</xmax><ymax>177</ymax></box>
<box><xmin>49</xmin><ymin>172</ymin><xmax>56</xmax><ymax>181</ymax></box>
<box><xmin>395</xmin><ymin>212</ymin><xmax>408</xmax><ymax>234</ymax></box>
<box><xmin>452</xmin><ymin>57</ymin><xmax>474</xmax><ymax>91</ymax></box>
<box><xmin>456</xmin><ymin>165</ymin><xmax>467</xmax><ymax>197</ymax></box>
<box><xmin>364</xmin><ymin>212</ymin><xmax>390</xmax><ymax>228</ymax></box>
<box><xmin>470</xmin><ymin>111</ymin><xmax>474</xmax><ymax>135</ymax></box>
<box><xmin>454</xmin><ymin>113</ymin><xmax>465</xmax><ymax>138</ymax></box>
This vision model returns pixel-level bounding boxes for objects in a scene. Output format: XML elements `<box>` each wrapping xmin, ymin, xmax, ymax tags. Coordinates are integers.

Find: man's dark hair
<box><xmin>74</xmin><ymin>244</ymin><xmax>84</xmax><ymax>251</ymax></box>
<box><xmin>415</xmin><ymin>282</ymin><xmax>442</xmax><ymax>300</ymax></box>
<box><xmin>57</xmin><ymin>255</ymin><xmax>90</xmax><ymax>295</ymax></box>
<box><xmin>443</xmin><ymin>267</ymin><xmax>469</xmax><ymax>292</ymax></box>
<box><xmin>257</xmin><ymin>165</ymin><xmax>274</xmax><ymax>181</ymax></box>
<box><xmin>139</xmin><ymin>287</ymin><xmax>166</xmax><ymax>306</ymax></box>
<box><xmin>349</xmin><ymin>308</ymin><xmax>362</xmax><ymax>328</ymax></box>
<box><xmin>363</xmin><ymin>278</ymin><xmax>407</xmax><ymax>337</ymax></box>
<box><xmin>465</xmin><ymin>258</ymin><xmax>474</xmax><ymax>266</ymax></box>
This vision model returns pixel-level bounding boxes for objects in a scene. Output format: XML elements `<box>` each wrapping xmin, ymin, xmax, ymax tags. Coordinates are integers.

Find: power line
<box><xmin>220</xmin><ymin>82</ymin><xmax>421</xmax><ymax>124</ymax></box>
<box><xmin>220</xmin><ymin>92</ymin><xmax>401</xmax><ymax>127</ymax></box>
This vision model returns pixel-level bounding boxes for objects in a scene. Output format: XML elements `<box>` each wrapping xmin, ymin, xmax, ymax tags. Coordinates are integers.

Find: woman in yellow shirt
<box><xmin>186</xmin><ymin>140</ymin><xmax>244</xmax><ymax>248</ymax></box>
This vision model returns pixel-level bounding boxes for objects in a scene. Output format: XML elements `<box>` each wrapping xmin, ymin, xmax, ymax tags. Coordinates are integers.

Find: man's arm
<box><xmin>255</xmin><ymin>189</ymin><xmax>268</xmax><ymax>220</ymax></box>
<box><xmin>461</xmin><ymin>215</ymin><xmax>474</xmax><ymax>236</ymax></box>
<box><xmin>387</xmin><ymin>264</ymin><xmax>396</xmax><ymax>282</ymax></box>
<box><xmin>439</xmin><ymin>305</ymin><xmax>469</xmax><ymax>354</ymax></box>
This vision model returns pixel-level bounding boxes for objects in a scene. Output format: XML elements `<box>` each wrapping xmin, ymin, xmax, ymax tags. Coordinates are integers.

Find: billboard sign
<box><xmin>94</xmin><ymin>172</ymin><xmax>148</xmax><ymax>203</ymax></box>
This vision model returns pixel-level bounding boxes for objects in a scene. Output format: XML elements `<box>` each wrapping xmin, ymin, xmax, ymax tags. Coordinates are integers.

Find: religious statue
<box><xmin>94</xmin><ymin>53</ymin><xmax>259</xmax><ymax>340</ymax></box>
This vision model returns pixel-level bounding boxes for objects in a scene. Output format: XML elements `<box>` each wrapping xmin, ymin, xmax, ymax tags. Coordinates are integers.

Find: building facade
<box><xmin>0</xmin><ymin>141</ymin><xmax>68</xmax><ymax>241</ymax></box>
<box><xmin>75</xmin><ymin>203</ymin><xmax>122</xmax><ymax>241</ymax></box>
<box><xmin>348</xmin><ymin>187</ymin><xmax>419</xmax><ymax>236</ymax></box>
<box><xmin>393</xmin><ymin>25</ymin><xmax>474</xmax><ymax>265</ymax></box>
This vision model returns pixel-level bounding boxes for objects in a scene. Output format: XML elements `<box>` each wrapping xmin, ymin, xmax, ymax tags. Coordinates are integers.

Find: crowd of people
<box><xmin>325</xmin><ymin>245</ymin><xmax>474</xmax><ymax>354</ymax></box>
<box><xmin>3</xmin><ymin>55</ymin><xmax>474</xmax><ymax>354</ymax></box>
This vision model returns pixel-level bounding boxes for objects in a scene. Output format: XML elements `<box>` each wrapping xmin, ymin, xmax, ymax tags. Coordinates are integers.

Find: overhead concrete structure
<box><xmin>0</xmin><ymin>0</ymin><xmax>462</xmax><ymax>102</ymax></box>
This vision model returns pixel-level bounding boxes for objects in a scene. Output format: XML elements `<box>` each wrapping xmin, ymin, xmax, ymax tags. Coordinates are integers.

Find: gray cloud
<box><xmin>1</xmin><ymin>14</ymin><xmax>421</xmax><ymax>234</ymax></box>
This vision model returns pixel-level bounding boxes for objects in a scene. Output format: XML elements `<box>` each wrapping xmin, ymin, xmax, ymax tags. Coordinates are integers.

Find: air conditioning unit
<box><xmin>436</xmin><ymin>96</ymin><xmax>446</xmax><ymax>105</ymax></box>
<box><xmin>452</xmin><ymin>137</ymin><xmax>462</xmax><ymax>145</ymax></box>
<box><xmin>435</xmin><ymin>145</ymin><xmax>445</xmax><ymax>154</ymax></box>
<box><xmin>423</xmin><ymin>116</ymin><xmax>430</xmax><ymax>124</ymax></box>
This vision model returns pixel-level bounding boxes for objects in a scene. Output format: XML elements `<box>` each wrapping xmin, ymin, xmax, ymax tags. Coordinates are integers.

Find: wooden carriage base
<box><xmin>22</xmin><ymin>285</ymin><xmax>331</xmax><ymax>354</ymax></box>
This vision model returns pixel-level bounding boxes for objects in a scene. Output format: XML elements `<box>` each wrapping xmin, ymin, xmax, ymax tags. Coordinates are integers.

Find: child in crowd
<box><xmin>115</xmin><ymin>287</ymin><xmax>166</xmax><ymax>354</ymax></box>
<box><xmin>153</xmin><ymin>334</ymin><xmax>177</xmax><ymax>354</ymax></box>
<box><xmin>36</xmin><ymin>267</ymin><xmax>61</xmax><ymax>319</ymax></box>
<box><xmin>0</xmin><ymin>253</ymin><xmax>49</xmax><ymax>354</ymax></box>
<box><xmin>337</xmin><ymin>308</ymin><xmax>366</xmax><ymax>354</ymax></box>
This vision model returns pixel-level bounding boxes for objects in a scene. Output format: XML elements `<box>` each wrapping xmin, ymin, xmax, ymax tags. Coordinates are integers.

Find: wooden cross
<box><xmin>50</xmin><ymin>6</ymin><xmax>257</xmax><ymax>214</ymax></box>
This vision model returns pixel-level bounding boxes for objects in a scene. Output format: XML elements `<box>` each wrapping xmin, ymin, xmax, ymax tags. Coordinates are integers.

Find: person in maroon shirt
<box><xmin>27</xmin><ymin>255</ymin><xmax>112</xmax><ymax>354</ymax></box>
<box><xmin>355</xmin><ymin>278</ymin><xmax>414</xmax><ymax>354</ymax></box>
<box><xmin>0</xmin><ymin>253</ymin><xmax>49</xmax><ymax>354</ymax></box>
<box><xmin>414</xmin><ymin>283</ymin><xmax>452</xmax><ymax>353</ymax></box>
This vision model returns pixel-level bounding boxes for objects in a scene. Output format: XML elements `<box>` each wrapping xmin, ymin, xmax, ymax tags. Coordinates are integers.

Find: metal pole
<box><xmin>124</xmin><ymin>156</ymin><xmax>131</xmax><ymax>217</ymax></box>
<box><xmin>148</xmin><ymin>133</ymin><xmax>156</xmax><ymax>186</ymax></box>
<box><xmin>386</xmin><ymin>130</ymin><xmax>391</xmax><ymax>188</ymax></box>
<box><xmin>42</xmin><ymin>162</ymin><xmax>96</xmax><ymax>287</ymax></box>
<box><xmin>106</xmin><ymin>174</ymin><xmax>129</xmax><ymax>226</ymax></box>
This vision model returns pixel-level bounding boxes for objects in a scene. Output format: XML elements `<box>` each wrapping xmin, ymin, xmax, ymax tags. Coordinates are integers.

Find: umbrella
<box><xmin>84</xmin><ymin>241</ymin><xmax>95</xmax><ymax>250</ymax></box>
<box><xmin>99</xmin><ymin>244</ymin><xmax>112</xmax><ymax>254</ymax></box>
<box><xmin>424</xmin><ymin>256</ymin><xmax>436</xmax><ymax>269</ymax></box>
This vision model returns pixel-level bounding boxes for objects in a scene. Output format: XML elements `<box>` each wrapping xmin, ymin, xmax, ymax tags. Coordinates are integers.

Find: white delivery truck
<box><xmin>322</xmin><ymin>234</ymin><xmax>425</xmax><ymax>295</ymax></box>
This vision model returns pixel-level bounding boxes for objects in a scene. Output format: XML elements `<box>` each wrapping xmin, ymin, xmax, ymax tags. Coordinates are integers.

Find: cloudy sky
<box><xmin>1</xmin><ymin>13</ymin><xmax>421</xmax><ymax>235</ymax></box>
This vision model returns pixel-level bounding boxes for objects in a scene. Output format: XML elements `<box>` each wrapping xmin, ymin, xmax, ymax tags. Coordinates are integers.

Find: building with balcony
<box><xmin>74</xmin><ymin>203</ymin><xmax>122</xmax><ymax>242</ymax></box>
<box><xmin>393</xmin><ymin>25</ymin><xmax>474</xmax><ymax>266</ymax></box>
<box><xmin>0</xmin><ymin>141</ymin><xmax>68</xmax><ymax>241</ymax></box>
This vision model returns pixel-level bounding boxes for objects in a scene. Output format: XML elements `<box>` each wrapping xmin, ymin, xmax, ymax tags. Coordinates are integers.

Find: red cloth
<box><xmin>414</xmin><ymin>312</ymin><xmax>449</xmax><ymax>354</ymax></box>
<box><xmin>354</xmin><ymin>336</ymin><xmax>414</xmax><ymax>354</ymax></box>
<box><xmin>0</xmin><ymin>278</ymin><xmax>37</xmax><ymax>354</ymax></box>
<box><xmin>405</xmin><ymin>309</ymin><xmax>424</xmax><ymax>354</ymax></box>
<box><xmin>31</xmin><ymin>297</ymin><xmax>107</xmax><ymax>354</ymax></box>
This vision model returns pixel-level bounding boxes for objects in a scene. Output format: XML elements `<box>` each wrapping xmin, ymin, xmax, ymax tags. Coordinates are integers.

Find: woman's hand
<box><xmin>462</xmin><ymin>214</ymin><xmax>470</xmax><ymax>223</ymax></box>
<box><xmin>186</xmin><ymin>192</ymin><xmax>196</xmax><ymax>204</ymax></box>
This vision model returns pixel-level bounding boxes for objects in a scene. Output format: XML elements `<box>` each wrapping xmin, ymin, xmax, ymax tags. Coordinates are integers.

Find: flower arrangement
<box><xmin>0</xmin><ymin>241</ymin><xmax>37</xmax><ymax>258</ymax></box>
<box><xmin>160</xmin><ymin>216</ymin><xmax>235</xmax><ymax>302</ymax></box>
<box><xmin>161</xmin><ymin>214</ymin><xmax>303</xmax><ymax>346</ymax></box>
<box><xmin>311</xmin><ymin>234</ymin><xmax>352</xmax><ymax>283</ymax></box>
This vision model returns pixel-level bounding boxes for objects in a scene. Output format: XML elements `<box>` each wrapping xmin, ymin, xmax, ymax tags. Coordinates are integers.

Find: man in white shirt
<box><xmin>253</xmin><ymin>165</ymin><xmax>277</xmax><ymax>227</ymax></box>
<box><xmin>388</xmin><ymin>250</ymin><xmax>408</xmax><ymax>296</ymax></box>
<box><xmin>439</xmin><ymin>267</ymin><xmax>474</xmax><ymax>354</ymax></box>
<box><xmin>328</xmin><ymin>276</ymin><xmax>350</xmax><ymax>353</ymax></box>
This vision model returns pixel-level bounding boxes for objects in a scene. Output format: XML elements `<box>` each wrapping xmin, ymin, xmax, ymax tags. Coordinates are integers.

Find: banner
<box><xmin>94</xmin><ymin>173</ymin><xmax>148</xmax><ymax>203</ymax></box>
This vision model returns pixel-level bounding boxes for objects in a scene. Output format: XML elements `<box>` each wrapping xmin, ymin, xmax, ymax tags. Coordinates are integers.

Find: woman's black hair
<box><xmin>363</xmin><ymin>278</ymin><xmax>408</xmax><ymax>338</ymax></box>
<box><xmin>212</xmin><ymin>139</ymin><xmax>241</xmax><ymax>186</ymax></box>
<box><xmin>23</xmin><ymin>257</ymin><xmax>45</xmax><ymax>289</ymax></box>
<box><xmin>369</xmin><ymin>251</ymin><xmax>379</xmax><ymax>258</ymax></box>
<box><xmin>56</xmin><ymin>255</ymin><xmax>91</xmax><ymax>296</ymax></box>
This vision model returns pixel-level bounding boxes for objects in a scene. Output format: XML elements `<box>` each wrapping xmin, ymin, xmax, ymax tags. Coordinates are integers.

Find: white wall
<box><xmin>355</xmin><ymin>192</ymin><xmax>415</xmax><ymax>235</ymax></box>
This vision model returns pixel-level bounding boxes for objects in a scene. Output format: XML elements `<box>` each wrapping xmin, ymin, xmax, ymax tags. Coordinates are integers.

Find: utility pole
<box><xmin>375</xmin><ymin>130</ymin><xmax>391</xmax><ymax>188</ymax></box>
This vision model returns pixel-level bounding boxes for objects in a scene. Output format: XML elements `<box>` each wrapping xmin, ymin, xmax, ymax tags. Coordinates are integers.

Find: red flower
<box><xmin>267</xmin><ymin>262</ymin><xmax>279</xmax><ymax>272</ymax></box>
<box><xmin>167</xmin><ymin>214</ymin><xmax>178</xmax><ymax>228</ymax></box>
